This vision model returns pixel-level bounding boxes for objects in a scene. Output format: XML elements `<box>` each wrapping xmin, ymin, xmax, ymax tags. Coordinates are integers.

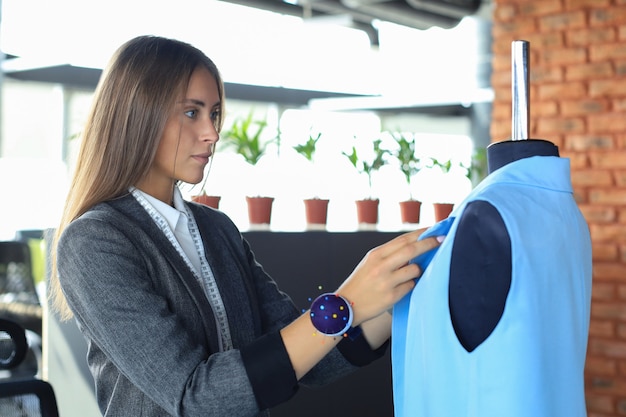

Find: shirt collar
<box><xmin>134</xmin><ymin>187</ymin><xmax>186</xmax><ymax>232</ymax></box>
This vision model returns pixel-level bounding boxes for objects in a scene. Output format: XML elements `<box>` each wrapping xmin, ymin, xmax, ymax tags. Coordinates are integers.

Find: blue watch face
<box><xmin>310</xmin><ymin>294</ymin><xmax>352</xmax><ymax>336</ymax></box>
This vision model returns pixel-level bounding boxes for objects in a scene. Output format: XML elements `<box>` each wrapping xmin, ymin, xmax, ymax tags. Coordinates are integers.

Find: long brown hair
<box><xmin>49</xmin><ymin>36</ymin><xmax>225</xmax><ymax>320</ymax></box>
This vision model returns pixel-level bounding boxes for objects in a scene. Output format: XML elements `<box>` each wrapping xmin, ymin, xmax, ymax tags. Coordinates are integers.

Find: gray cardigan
<box><xmin>57</xmin><ymin>194</ymin><xmax>383</xmax><ymax>417</ymax></box>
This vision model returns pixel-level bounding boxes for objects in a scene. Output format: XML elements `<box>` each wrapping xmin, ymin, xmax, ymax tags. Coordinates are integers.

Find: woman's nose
<box><xmin>201</xmin><ymin>120</ymin><xmax>220</xmax><ymax>143</ymax></box>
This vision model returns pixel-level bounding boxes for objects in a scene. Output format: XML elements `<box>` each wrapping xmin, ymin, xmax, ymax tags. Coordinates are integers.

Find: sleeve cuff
<box><xmin>337</xmin><ymin>330</ymin><xmax>389</xmax><ymax>367</ymax></box>
<box><xmin>240</xmin><ymin>330</ymin><xmax>299</xmax><ymax>410</ymax></box>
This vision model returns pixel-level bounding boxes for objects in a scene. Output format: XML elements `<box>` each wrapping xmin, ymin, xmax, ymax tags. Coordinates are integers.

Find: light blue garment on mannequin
<box><xmin>392</xmin><ymin>156</ymin><xmax>592</xmax><ymax>417</ymax></box>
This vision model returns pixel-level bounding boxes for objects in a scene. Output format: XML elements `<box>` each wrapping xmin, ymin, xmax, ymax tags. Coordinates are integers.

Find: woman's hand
<box><xmin>281</xmin><ymin>228</ymin><xmax>442</xmax><ymax>380</ymax></box>
<box><xmin>336</xmin><ymin>228</ymin><xmax>442</xmax><ymax>327</ymax></box>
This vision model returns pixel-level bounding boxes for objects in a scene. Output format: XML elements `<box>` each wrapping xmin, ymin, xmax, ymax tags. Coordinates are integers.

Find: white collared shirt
<box><xmin>131</xmin><ymin>186</ymin><xmax>233</xmax><ymax>350</ymax></box>
<box><xmin>136</xmin><ymin>188</ymin><xmax>202</xmax><ymax>275</ymax></box>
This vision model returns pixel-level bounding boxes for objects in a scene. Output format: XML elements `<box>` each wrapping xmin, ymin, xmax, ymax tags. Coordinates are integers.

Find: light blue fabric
<box><xmin>408</xmin><ymin>216</ymin><xmax>455</xmax><ymax>270</ymax></box>
<box><xmin>392</xmin><ymin>156</ymin><xmax>592</xmax><ymax>417</ymax></box>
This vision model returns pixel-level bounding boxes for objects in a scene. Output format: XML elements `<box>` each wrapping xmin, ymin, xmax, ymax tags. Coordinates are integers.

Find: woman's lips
<box><xmin>192</xmin><ymin>153</ymin><xmax>211</xmax><ymax>164</ymax></box>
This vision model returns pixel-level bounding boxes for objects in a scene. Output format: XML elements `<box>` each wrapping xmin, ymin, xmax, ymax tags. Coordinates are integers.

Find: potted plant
<box><xmin>428</xmin><ymin>157</ymin><xmax>455</xmax><ymax>221</ymax></box>
<box><xmin>293</xmin><ymin>129</ymin><xmax>329</xmax><ymax>228</ymax></box>
<box><xmin>191</xmin><ymin>191</ymin><xmax>221</xmax><ymax>209</ymax></box>
<box><xmin>221</xmin><ymin>111</ymin><xmax>277</xmax><ymax>226</ymax></box>
<box><xmin>389</xmin><ymin>131</ymin><xmax>423</xmax><ymax>224</ymax></box>
<box><xmin>343</xmin><ymin>137</ymin><xmax>390</xmax><ymax>226</ymax></box>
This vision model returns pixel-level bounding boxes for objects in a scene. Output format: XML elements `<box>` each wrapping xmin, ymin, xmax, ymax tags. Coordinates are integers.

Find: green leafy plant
<box><xmin>293</xmin><ymin>130</ymin><xmax>322</xmax><ymax>162</ymax></box>
<box><xmin>428</xmin><ymin>157</ymin><xmax>453</xmax><ymax>174</ymax></box>
<box><xmin>389</xmin><ymin>131</ymin><xmax>422</xmax><ymax>200</ymax></box>
<box><xmin>343</xmin><ymin>137</ymin><xmax>390</xmax><ymax>199</ymax></box>
<box><xmin>293</xmin><ymin>129</ymin><xmax>329</xmax><ymax>223</ymax></box>
<box><xmin>221</xmin><ymin>112</ymin><xmax>276</xmax><ymax>166</ymax></box>
<box><xmin>427</xmin><ymin>156</ymin><xmax>456</xmax><ymax>215</ymax></box>
<box><xmin>292</xmin><ymin>129</ymin><xmax>328</xmax><ymax>201</ymax></box>
<box><xmin>461</xmin><ymin>147</ymin><xmax>487</xmax><ymax>187</ymax></box>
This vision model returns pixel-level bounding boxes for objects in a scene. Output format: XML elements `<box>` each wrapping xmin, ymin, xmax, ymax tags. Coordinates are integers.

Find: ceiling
<box><xmin>1</xmin><ymin>0</ymin><xmax>491</xmax><ymax>114</ymax></box>
<box><xmin>2</xmin><ymin>60</ymin><xmax>365</xmax><ymax>106</ymax></box>
<box><xmin>220</xmin><ymin>0</ymin><xmax>484</xmax><ymax>33</ymax></box>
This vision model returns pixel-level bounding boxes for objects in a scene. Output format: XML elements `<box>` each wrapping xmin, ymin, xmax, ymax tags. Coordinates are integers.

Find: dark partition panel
<box><xmin>243</xmin><ymin>231</ymin><xmax>402</xmax><ymax>417</ymax></box>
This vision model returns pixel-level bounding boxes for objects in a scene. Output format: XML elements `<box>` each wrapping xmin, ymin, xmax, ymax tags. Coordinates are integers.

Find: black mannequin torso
<box><xmin>448</xmin><ymin>139</ymin><xmax>559</xmax><ymax>352</ymax></box>
<box><xmin>487</xmin><ymin>139</ymin><xmax>559</xmax><ymax>173</ymax></box>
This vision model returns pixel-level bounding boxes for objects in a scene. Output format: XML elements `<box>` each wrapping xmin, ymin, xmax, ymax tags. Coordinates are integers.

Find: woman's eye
<box><xmin>184</xmin><ymin>109</ymin><xmax>197</xmax><ymax>118</ymax></box>
<box><xmin>210</xmin><ymin>110</ymin><xmax>220</xmax><ymax>122</ymax></box>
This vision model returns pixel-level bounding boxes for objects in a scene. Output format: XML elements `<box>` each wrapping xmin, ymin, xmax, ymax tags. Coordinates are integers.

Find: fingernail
<box><xmin>436</xmin><ymin>235</ymin><xmax>445</xmax><ymax>243</ymax></box>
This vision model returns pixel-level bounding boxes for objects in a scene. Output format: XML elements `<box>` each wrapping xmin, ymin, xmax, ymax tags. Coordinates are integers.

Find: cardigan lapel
<box><xmin>188</xmin><ymin>203</ymin><xmax>260</xmax><ymax>347</ymax></box>
<box><xmin>105</xmin><ymin>195</ymin><xmax>221</xmax><ymax>352</ymax></box>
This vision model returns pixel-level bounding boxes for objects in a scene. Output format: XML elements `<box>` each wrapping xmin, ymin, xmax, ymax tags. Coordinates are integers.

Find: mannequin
<box><xmin>487</xmin><ymin>138</ymin><xmax>558</xmax><ymax>173</ymax></box>
<box><xmin>392</xmin><ymin>138</ymin><xmax>592</xmax><ymax>416</ymax></box>
<box><xmin>392</xmin><ymin>41</ymin><xmax>592</xmax><ymax>416</ymax></box>
<box><xmin>426</xmin><ymin>39</ymin><xmax>561</xmax><ymax>351</ymax></box>
<box><xmin>450</xmin><ymin>138</ymin><xmax>559</xmax><ymax>351</ymax></box>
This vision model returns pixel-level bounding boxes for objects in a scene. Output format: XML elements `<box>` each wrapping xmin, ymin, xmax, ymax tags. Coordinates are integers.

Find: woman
<box><xmin>50</xmin><ymin>35</ymin><xmax>441</xmax><ymax>417</ymax></box>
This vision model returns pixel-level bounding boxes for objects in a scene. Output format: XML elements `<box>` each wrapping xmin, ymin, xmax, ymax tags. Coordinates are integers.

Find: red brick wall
<box><xmin>490</xmin><ymin>0</ymin><xmax>626</xmax><ymax>415</ymax></box>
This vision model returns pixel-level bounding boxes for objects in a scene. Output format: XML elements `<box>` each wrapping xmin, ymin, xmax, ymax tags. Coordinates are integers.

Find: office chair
<box><xmin>0</xmin><ymin>318</ymin><xmax>59</xmax><ymax>417</ymax></box>
<box><xmin>0</xmin><ymin>240</ymin><xmax>43</xmax><ymax>381</ymax></box>
<box><xmin>0</xmin><ymin>241</ymin><xmax>43</xmax><ymax>336</ymax></box>
<box><xmin>0</xmin><ymin>241</ymin><xmax>38</xmax><ymax>301</ymax></box>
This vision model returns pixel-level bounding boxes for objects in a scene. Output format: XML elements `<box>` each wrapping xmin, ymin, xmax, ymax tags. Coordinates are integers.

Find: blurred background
<box><xmin>4</xmin><ymin>1</ymin><xmax>626</xmax><ymax>416</ymax></box>
<box><xmin>0</xmin><ymin>2</ymin><xmax>492</xmax><ymax>415</ymax></box>
<box><xmin>0</xmin><ymin>0</ymin><xmax>493</xmax><ymax>235</ymax></box>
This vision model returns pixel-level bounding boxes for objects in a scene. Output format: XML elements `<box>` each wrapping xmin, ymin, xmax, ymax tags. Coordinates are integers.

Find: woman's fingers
<box><xmin>370</xmin><ymin>228</ymin><xmax>428</xmax><ymax>259</ymax></box>
<box><xmin>376</xmin><ymin>233</ymin><xmax>442</xmax><ymax>282</ymax></box>
<box><xmin>339</xmin><ymin>231</ymin><xmax>443</xmax><ymax>325</ymax></box>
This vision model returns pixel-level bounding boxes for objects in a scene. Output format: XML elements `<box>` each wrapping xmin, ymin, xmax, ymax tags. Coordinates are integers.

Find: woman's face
<box><xmin>137</xmin><ymin>66</ymin><xmax>220</xmax><ymax>203</ymax></box>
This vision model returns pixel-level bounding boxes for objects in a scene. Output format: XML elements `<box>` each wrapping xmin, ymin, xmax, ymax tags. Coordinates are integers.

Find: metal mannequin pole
<box><xmin>511</xmin><ymin>40</ymin><xmax>529</xmax><ymax>141</ymax></box>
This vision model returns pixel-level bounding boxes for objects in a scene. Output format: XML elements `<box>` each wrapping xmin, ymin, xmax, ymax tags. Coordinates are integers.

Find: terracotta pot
<box><xmin>399</xmin><ymin>200</ymin><xmax>422</xmax><ymax>224</ymax></box>
<box><xmin>192</xmin><ymin>194</ymin><xmax>221</xmax><ymax>209</ymax></box>
<box><xmin>304</xmin><ymin>198</ymin><xmax>329</xmax><ymax>226</ymax></box>
<box><xmin>433</xmin><ymin>203</ymin><xmax>454</xmax><ymax>222</ymax></box>
<box><xmin>246</xmin><ymin>196</ymin><xmax>274</xmax><ymax>225</ymax></box>
<box><xmin>356</xmin><ymin>199</ymin><xmax>379</xmax><ymax>225</ymax></box>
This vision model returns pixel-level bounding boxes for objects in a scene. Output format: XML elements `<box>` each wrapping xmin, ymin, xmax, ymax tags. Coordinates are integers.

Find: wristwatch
<box><xmin>309</xmin><ymin>293</ymin><xmax>361</xmax><ymax>339</ymax></box>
